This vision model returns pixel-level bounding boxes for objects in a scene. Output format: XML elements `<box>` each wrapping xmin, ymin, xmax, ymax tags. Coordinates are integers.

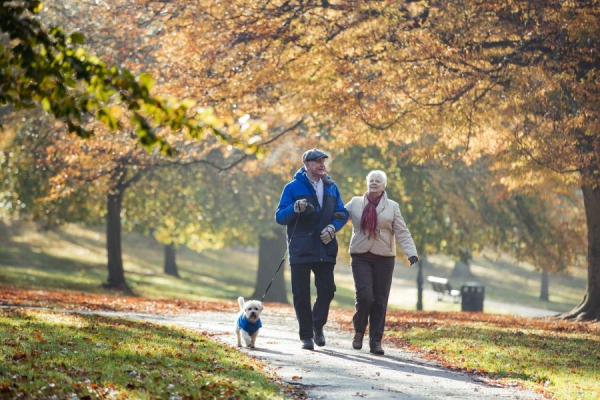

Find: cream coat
<box><xmin>345</xmin><ymin>192</ymin><xmax>418</xmax><ymax>258</ymax></box>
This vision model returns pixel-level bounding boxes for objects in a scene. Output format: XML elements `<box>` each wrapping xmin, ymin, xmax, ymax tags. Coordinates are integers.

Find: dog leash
<box><xmin>260</xmin><ymin>215</ymin><xmax>300</xmax><ymax>303</ymax></box>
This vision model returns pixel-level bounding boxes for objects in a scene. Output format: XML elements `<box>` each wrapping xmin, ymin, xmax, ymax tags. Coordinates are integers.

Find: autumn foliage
<box><xmin>1</xmin><ymin>1</ymin><xmax>598</xmax><ymax>319</ymax></box>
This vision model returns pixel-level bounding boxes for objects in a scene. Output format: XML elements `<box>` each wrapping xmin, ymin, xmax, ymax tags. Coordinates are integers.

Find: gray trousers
<box><xmin>351</xmin><ymin>255</ymin><xmax>395</xmax><ymax>345</ymax></box>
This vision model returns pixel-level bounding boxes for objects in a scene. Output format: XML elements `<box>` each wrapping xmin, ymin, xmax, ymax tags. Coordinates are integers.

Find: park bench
<box><xmin>427</xmin><ymin>276</ymin><xmax>461</xmax><ymax>303</ymax></box>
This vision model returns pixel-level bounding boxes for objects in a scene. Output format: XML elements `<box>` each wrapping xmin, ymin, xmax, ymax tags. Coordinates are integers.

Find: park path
<box><xmin>86</xmin><ymin>307</ymin><xmax>542</xmax><ymax>400</ymax></box>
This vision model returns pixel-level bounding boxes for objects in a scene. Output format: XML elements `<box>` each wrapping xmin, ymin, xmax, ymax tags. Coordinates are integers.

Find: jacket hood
<box><xmin>294</xmin><ymin>167</ymin><xmax>334</xmax><ymax>185</ymax></box>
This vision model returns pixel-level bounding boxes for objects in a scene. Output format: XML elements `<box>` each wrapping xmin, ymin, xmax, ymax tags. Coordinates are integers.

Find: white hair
<box><xmin>366</xmin><ymin>170</ymin><xmax>387</xmax><ymax>187</ymax></box>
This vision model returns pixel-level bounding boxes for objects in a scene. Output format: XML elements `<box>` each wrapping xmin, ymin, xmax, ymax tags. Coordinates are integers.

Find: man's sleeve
<box><xmin>275</xmin><ymin>184</ymin><xmax>297</xmax><ymax>226</ymax></box>
<box><xmin>331</xmin><ymin>186</ymin><xmax>349</xmax><ymax>231</ymax></box>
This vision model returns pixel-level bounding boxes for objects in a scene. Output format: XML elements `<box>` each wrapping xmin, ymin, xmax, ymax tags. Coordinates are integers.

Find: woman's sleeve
<box><xmin>344</xmin><ymin>199</ymin><xmax>353</xmax><ymax>219</ymax></box>
<box><xmin>393</xmin><ymin>203</ymin><xmax>418</xmax><ymax>258</ymax></box>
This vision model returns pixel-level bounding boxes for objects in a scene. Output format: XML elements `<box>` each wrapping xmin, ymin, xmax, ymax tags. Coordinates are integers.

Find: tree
<box><xmin>333</xmin><ymin>145</ymin><xmax>585</xmax><ymax>308</ymax></box>
<box><xmin>2</xmin><ymin>0</ymin><xmax>273</xmax><ymax>290</ymax></box>
<box><xmin>0</xmin><ymin>0</ymin><xmax>243</xmax><ymax>152</ymax></box>
<box><xmin>25</xmin><ymin>121</ymin><xmax>266</xmax><ymax>290</ymax></box>
<box><xmin>122</xmin><ymin>162</ymin><xmax>234</xmax><ymax>279</ymax></box>
<box><xmin>0</xmin><ymin>111</ymin><xmax>104</xmax><ymax>227</ymax></box>
<box><xmin>201</xmin><ymin>155</ymin><xmax>294</xmax><ymax>303</ymax></box>
<box><xmin>191</xmin><ymin>0</ymin><xmax>599</xmax><ymax>320</ymax></box>
<box><xmin>250</xmin><ymin>228</ymin><xmax>288</xmax><ymax>303</ymax></box>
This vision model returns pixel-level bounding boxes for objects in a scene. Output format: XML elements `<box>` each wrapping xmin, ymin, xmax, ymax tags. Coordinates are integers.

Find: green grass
<box><xmin>409</xmin><ymin>253</ymin><xmax>586</xmax><ymax>313</ymax></box>
<box><xmin>0</xmin><ymin>223</ymin><xmax>358</xmax><ymax>308</ymax></box>
<box><xmin>386</xmin><ymin>314</ymin><xmax>599</xmax><ymax>400</ymax></box>
<box><xmin>0</xmin><ymin>308</ymin><xmax>287</xmax><ymax>399</ymax></box>
<box><xmin>0</xmin><ymin>222</ymin><xmax>588</xmax><ymax>313</ymax></box>
<box><xmin>1</xmin><ymin>223</ymin><xmax>596</xmax><ymax>400</ymax></box>
<box><xmin>0</xmin><ymin>223</ymin><xmax>263</xmax><ymax>301</ymax></box>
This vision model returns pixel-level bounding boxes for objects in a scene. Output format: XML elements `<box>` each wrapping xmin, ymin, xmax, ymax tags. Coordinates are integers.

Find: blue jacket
<box><xmin>276</xmin><ymin>167</ymin><xmax>349</xmax><ymax>265</ymax></box>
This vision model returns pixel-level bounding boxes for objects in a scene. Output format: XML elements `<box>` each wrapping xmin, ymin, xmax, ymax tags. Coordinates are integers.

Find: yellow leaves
<box><xmin>73</xmin><ymin>47</ymin><xmax>86</xmax><ymax>60</ymax></box>
<box><xmin>29</xmin><ymin>1</ymin><xmax>44</xmax><ymax>13</ymax></box>
<box><xmin>195</xmin><ymin>107</ymin><xmax>222</xmax><ymax>129</ymax></box>
<box><xmin>41</xmin><ymin>97</ymin><xmax>51</xmax><ymax>111</ymax></box>
<box><xmin>137</xmin><ymin>73</ymin><xmax>155</xmax><ymax>90</ymax></box>
<box><xmin>108</xmin><ymin>105</ymin><xmax>122</xmax><ymax>119</ymax></box>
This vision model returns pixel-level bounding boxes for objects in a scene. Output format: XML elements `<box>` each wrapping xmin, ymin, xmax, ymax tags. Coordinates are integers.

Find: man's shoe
<box><xmin>314</xmin><ymin>328</ymin><xmax>326</xmax><ymax>347</ymax></box>
<box><xmin>369</xmin><ymin>343</ymin><xmax>385</xmax><ymax>355</ymax></box>
<box><xmin>301</xmin><ymin>338</ymin><xmax>314</xmax><ymax>350</ymax></box>
<box><xmin>352</xmin><ymin>332</ymin><xmax>364</xmax><ymax>350</ymax></box>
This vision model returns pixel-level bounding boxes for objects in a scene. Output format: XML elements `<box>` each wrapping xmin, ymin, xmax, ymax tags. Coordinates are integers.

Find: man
<box><xmin>276</xmin><ymin>148</ymin><xmax>349</xmax><ymax>350</ymax></box>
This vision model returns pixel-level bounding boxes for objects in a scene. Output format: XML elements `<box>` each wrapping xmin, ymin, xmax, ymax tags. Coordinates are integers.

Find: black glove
<box><xmin>305</xmin><ymin>201</ymin><xmax>315</xmax><ymax>214</ymax></box>
<box><xmin>408</xmin><ymin>256</ymin><xmax>419</xmax><ymax>265</ymax></box>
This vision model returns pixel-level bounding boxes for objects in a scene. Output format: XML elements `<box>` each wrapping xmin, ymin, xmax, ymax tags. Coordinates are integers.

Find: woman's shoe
<box><xmin>352</xmin><ymin>332</ymin><xmax>364</xmax><ymax>350</ymax></box>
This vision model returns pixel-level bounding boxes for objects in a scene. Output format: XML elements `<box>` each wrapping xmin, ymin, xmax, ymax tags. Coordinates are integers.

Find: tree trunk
<box><xmin>104</xmin><ymin>191</ymin><xmax>129</xmax><ymax>291</ymax></box>
<box><xmin>416</xmin><ymin>247</ymin><xmax>426</xmax><ymax>311</ymax></box>
<box><xmin>164</xmin><ymin>242</ymin><xmax>180</xmax><ymax>278</ymax></box>
<box><xmin>450</xmin><ymin>247</ymin><xmax>473</xmax><ymax>279</ymax></box>
<box><xmin>540</xmin><ymin>270</ymin><xmax>549</xmax><ymax>302</ymax></box>
<box><xmin>561</xmin><ymin>184</ymin><xmax>600</xmax><ymax>321</ymax></box>
<box><xmin>0</xmin><ymin>220</ymin><xmax>10</xmax><ymax>243</ymax></box>
<box><xmin>450</xmin><ymin>260</ymin><xmax>473</xmax><ymax>278</ymax></box>
<box><xmin>251</xmin><ymin>229</ymin><xmax>289</xmax><ymax>303</ymax></box>
<box><xmin>420</xmin><ymin>252</ymin><xmax>430</xmax><ymax>269</ymax></box>
<box><xmin>416</xmin><ymin>257</ymin><xmax>424</xmax><ymax>311</ymax></box>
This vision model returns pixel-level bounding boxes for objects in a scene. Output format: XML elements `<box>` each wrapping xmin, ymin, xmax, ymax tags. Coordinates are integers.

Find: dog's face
<box><xmin>243</xmin><ymin>300</ymin><xmax>263</xmax><ymax>323</ymax></box>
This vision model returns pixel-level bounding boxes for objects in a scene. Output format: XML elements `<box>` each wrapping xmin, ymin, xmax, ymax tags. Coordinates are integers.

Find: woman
<box><xmin>345</xmin><ymin>170</ymin><xmax>418</xmax><ymax>355</ymax></box>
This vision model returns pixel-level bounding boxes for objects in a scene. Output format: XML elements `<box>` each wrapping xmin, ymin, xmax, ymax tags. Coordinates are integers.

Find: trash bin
<box><xmin>461</xmin><ymin>282</ymin><xmax>485</xmax><ymax>312</ymax></box>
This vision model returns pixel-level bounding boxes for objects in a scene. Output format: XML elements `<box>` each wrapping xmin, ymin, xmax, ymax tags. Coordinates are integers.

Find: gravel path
<box><xmin>85</xmin><ymin>308</ymin><xmax>541</xmax><ymax>400</ymax></box>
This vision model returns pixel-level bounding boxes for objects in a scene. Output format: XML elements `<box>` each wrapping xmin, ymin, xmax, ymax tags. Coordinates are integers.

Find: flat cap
<box><xmin>302</xmin><ymin>148</ymin><xmax>329</xmax><ymax>163</ymax></box>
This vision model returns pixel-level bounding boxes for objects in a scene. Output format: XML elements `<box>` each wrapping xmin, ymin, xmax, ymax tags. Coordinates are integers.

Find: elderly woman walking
<box><xmin>345</xmin><ymin>170</ymin><xmax>419</xmax><ymax>355</ymax></box>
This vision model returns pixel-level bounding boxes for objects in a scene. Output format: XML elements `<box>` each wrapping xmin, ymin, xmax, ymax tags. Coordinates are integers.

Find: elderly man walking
<box><xmin>276</xmin><ymin>149</ymin><xmax>349</xmax><ymax>350</ymax></box>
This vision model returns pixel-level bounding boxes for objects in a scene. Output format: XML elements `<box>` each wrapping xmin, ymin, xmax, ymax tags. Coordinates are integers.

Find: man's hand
<box><xmin>408</xmin><ymin>256</ymin><xmax>419</xmax><ymax>265</ymax></box>
<box><xmin>320</xmin><ymin>224</ymin><xmax>335</xmax><ymax>244</ymax></box>
<box><xmin>294</xmin><ymin>199</ymin><xmax>308</xmax><ymax>213</ymax></box>
<box><xmin>294</xmin><ymin>199</ymin><xmax>314</xmax><ymax>214</ymax></box>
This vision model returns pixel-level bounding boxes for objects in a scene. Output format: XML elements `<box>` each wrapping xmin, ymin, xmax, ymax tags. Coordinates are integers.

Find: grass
<box><xmin>0</xmin><ymin>223</ymin><xmax>597</xmax><ymax>400</ymax></box>
<box><xmin>382</xmin><ymin>252</ymin><xmax>587</xmax><ymax>314</ymax></box>
<box><xmin>0</xmin><ymin>223</ymin><xmax>262</xmax><ymax>301</ymax></box>
<box><xmin>0</xmin><ymin>223</ymin><xmax>357</xmax><ymax>309</ymax></box>
<box><xmin>0</xmin><ymin>308</ymin><xmax>289</xmax><ymax>399</ymax></box>
<box><xmin>0</xmin><ymin>222</ymin><xmax>587</xmax><ymax>314</ymax></box>
<box><xmin>381</xmin><ymin>311</ymin><xmax>600</xmax><ymax>400</ymax></box>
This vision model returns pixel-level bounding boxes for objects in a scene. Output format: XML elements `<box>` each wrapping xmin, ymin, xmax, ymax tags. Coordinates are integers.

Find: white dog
<box><xmin>235</xmin><ymin>296</ymin><xmax>263</xmax><ymax>348</ymax></box>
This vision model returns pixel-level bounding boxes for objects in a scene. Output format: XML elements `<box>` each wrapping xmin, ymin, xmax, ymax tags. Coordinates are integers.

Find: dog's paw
<box><xmin>249</xmin><ymin>344</ymin><xmax>255</xmax><ymax>349</ymax></box>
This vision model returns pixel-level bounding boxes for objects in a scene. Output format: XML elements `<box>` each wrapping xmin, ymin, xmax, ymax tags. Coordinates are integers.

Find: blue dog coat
<box><xmin>237</xmin><ymin>315</ymin><xmax>262</xmax><ymax>334</ymax></box>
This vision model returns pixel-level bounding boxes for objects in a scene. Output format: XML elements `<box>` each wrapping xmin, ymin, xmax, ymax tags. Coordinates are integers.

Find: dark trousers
<box><xmin>290</xmin><ymin>262</ymin><xmax>336</xmax><ymax>340</ymax></box>
<box><xmin>351</xmin><ymin>255</ymin><xmax>395</xmax><ymax>345</ymax></box>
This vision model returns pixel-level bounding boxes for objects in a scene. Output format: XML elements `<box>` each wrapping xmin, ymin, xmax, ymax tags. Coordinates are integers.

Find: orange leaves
<box><xmin>11</xmin><ymin>352</ymin><xmax>28</xmax><ymax>361</ymax></box>
<box><xmin>333</xmin><ymin>307</ymin><xmax>599</xmax><ymax>336</ymax></box>
<box><xmin>0</xmin><ymin>286</ymin><xmax>239</xmax><ymax>314</ymax></box>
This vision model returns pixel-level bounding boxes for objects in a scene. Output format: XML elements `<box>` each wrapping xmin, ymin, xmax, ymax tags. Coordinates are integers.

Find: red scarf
<box><xmin>360</xmin><ymin>192</ymin><xmax>384</xmax><ymax>238</ymax></box>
